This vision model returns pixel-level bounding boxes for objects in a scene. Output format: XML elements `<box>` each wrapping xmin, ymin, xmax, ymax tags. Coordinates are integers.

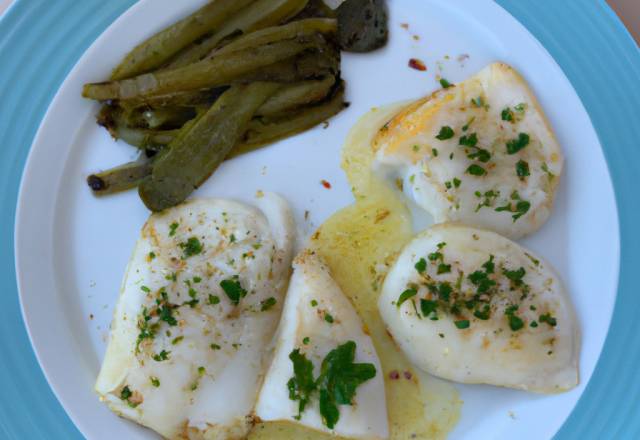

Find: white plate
<box><xmin>15</xmin><ymin>0</ymin><xmax>619</xmax><ymax>439</ymax></box>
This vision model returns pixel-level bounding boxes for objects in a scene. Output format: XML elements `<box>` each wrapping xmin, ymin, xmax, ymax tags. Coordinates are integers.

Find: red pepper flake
<box><xmin>408</xmin><ymin>59</ymin><xmax>426</xmax><ymax>71</ymax></box>
<box><xmin>90</xmin><ymin>314</ymin><xmax>94</xmax><ymax>319</ymax></box>
<box><xmin>389</xmin><ymin>371</ymin><xmax>400</xmax><ymax>380</ymax></box>
<box><xmin>401</xmin><ymin>23</ymin><xmax>409</xmax><ymax>29</ymax></box>
<box><xmin>413</xmin><ymin>35</ymin><xmax>419</xmax><ymax>41</ymax></box>
<box><xmin>321</xmin><ymin>180</ymin><xmax>331</xmax><ymax>189</ymax></box>
<box><xmin>404</xmin><ymin>371</ymin><xmax>412</xmax><ymax>380</ymax></box>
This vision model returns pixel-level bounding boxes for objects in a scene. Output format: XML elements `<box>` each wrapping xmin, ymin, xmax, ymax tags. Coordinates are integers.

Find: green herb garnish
<box><xmin>506</xmin><ymin>133</ymin><xmax>530</xmax><ymax>154</ymax></box>
<box><xmin>261</xmin><ymin>297</ymin><xmax>276</xmax><ymax>312</ymax></box>
<box><xmin>495</xmin><ymin>201</ymin><xmax>531</xmax><ymax>221</ymax></box>
<box><xmin>467</xmin><ymin>149</ymin><xmax>491</xmax><ymax>163</ymax></box>
<box><xmin>153</xmin><ymin>349</ymin><xmax>170</xmax><ymax>361</ymax></box>
<box><xmin>539</xmin><ymin>314</ymin><xmax>557</xmax><ymax>326</ymax></box>
<box><xmin>397</xmin><ymin>288</ymin><xmax>418</xmax><ymax>308</ymax></box>
<box><xmin>459</xmin><ymin>133</ymin><xmax>478</xmax><ymax>148</ymax></box>
<box><xmin>420</xmin><ymin>299</ymin><xmax>438</xmax><ymax>317</ymax></box>
<box><xmin>455</xmin><ymin>320</ymin><xmax>470</xmax><ymax>329</ymax></box>
<box><xmin>435</xmin><ymin>126</ymin><xmax>455</xmax><ymax>140</ymax></box>
<box><xmin>180</xmin><ymin>237</ymin><xmax>203</xmax><ymax>259</ymax></box>
<box><xmin>220</xmin><ymin>279</ymin><xmax>247</xmax><ymax>306</ymax></box>
<box><xmin>440</xmin><ymin>78</ymin><xmax>453</xmax><ymax>88</ymax></box>
<box><xmin>437</xmin><ymin>263</ymin><xmax>451</xmax><ymax>274</ymax></box>
<box><xmin>516</xmin><ymin>160</ymin><xmax>530</xmax><ymax>179</ymax></box>
<box><xmin>466</xmin><ymin>164</ymin><xmax>487</xmax><ymax>176</ymax></box>
<box><xmin>169</xmin><ymin>222</ymin><xmax>179</xmax><ymax>237</ymax></box>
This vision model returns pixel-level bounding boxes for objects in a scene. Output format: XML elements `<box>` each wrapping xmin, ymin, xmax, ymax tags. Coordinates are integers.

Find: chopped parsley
<box><xmin>220</xmin><ymin>279</ymin><xmax>247</xmax><ymax>306</ymax></box>
<box><xmin>428</xmin><ymin>252</ymin><xmax>443</xmax><ymax>262</ymax></box>
<box><xmin>440</xmin><ymin>78</ymin><xmax>453</xmax><ymax>88</ymax></box>
<box><xmin>502</xmin><ymin>267</ymin><xmax>526</xmax><ymax>286</ymax></box>
<box><xmin>514</xmin><ymin>103</ymin><xmax>526</xmax><ymax>112</ymax></box>
<box><xmin>397</xmin><ymin>288</ymin><xmax>418</xmax><ymax>308</ymax></box>
<box><xmin>121</xmin><ymin>386</ymin><xmax>132</xmax><ymax>401</ymax></box>
<box><xmin>495</xmin><ymin>200</ymin><xmax>531</xmax><ymax>221</ymax></box>
<box><xmin>462</xmin><ymin>117</ymin><xmax>475</xmax><ymax>131</ymax></box>
<box><xmin>149</xmin><ymin>252</ymin><xmax>156</xmax><ymax>260</ymax></box>
<box><xmin>437</xmin><ymin>263</ymin><xmax>451</xmax><ymax>274</ymax></box>
<box><xmin>530</xmin><ymin>321</ymin><xmax>539</xmax><ymax>328</ymax></box>
<box><xmin>435</xmin><ymin>126</ymin><xmax>455</xmax><ymax>140</ymax></box>
<box><xmin>180</xmin><ymin>237</ymin><xmax>203</xmax><ymax>259</ymax></box>
<box><xmin>169</xmin><ymin>222</ymin><xmax>179</xmax><ymax>237</ymax></box>
<box><xmin>141</xmin><ymin>286</ymin><xmax>150</xmax><ymax>293</ymax></box>
<box><xmin>311</xmin><ymin>300</ymin><xmax>318</xmax><ymax>307</ymax></box>
<box><xmin>151</xmin><ymin>378</ymin><xmax>160</xmax><ymax>387</ymax></box>
<box><xmin>209</xmin><ymin>294</ymin><xmax>220</xmax><ymax>305</ymax></box>
<box><xmin>413</xmin><ymin>145</ymin><xmax>420</xmax><ymax>151</ymax></box>
<box><xmin>516</xmin><ymin>160</ymin><xmax>530</xmax><ymax>179</ymax></box>
<box><xmin>198</xmin><ymin>366</ymin><xmax>206</xmax><ymax>374</ymax></box>
<box><xmin>172</xmin><ymin>336</ymin><xmax>184</xmax><ymax>345</ymax></box>
<box><xmin>153</xmin><ymin>350</ymin><xmax>170</xmax><ymax>361</ymax></box>
<box><xmin>505</xmin><ymin>305</ymin><xmax>524</xmax><ymax>331</ymax></box>
<box><xmin>455</xmin><ymin>320</ymin><xmax>470</xmax><ymax>329</ymax></box>
<box><xmin>165</xmin><ymin>272</ymin><xmax>177</xmax><ymax>282</ymax></box>
<box><xmin>420</xmin><ymin>299</ymin><xmax>438</xmax><ymax>317</ymax></box>
<box><xmin>445</xmin><ymin>181</ymin><xmax>452</xmax><ymax>189</ymax></box>
<box><xmin>432</xmin><ymin>148</ymin><xmax>438</xmax><ymax>157</ymax></box>
<box><xmin>184</xmin><ymin>299</ymin><xmax>199</xmax><ymax>308</ymax></box>
<box><xmin>541</xmin><ymin>162</ymin><xmax>555</xmax><ymax>182</ymax></box>
<box><xmin>466</xmin><ymin>164</ymin><xmax>487</xmax><ymax>176</ymax></box>
<box><xmin>501</xmin><ymin>107</ymin><xmax>513</xmax><ymax>121</ymax></box>
<box><xmin>211</xmin><ymin>343</ymin><xmax>221</xmax><ymax>350</ymax></box>
<box><xmin>314</xmin><ymin>342</ymin><xmax>376</xmax><ymax>428</ymax></box>
<box><xmin>506</xmin><ymin>133</ymin><xmax>530</xmax><ymax>155</ymax></box>
<box><xmin>324</xmin><ymin>314</ymin><xmax>334</xmax><ymax>323</ymax></box>
<box><xmin>475</xmin><ymin>199</ymin><xmax>490</xmax><ymax>212</ymax></box>
<box><xmin>474</xmin><ymin>310</ymin><xmax>490</xmax><ymax>320</ymax></box>
<box><xmin>525</xmin><ymin>253</ymin><xmax>540</xmax><ymax>266</ymax></box>
<box><xmin>287</xmin><ymin>349</ymin><xmax>317</xmax><ymax>421</ymax></box>
<box><xmin>261</xmin><ymin>297</ymin><xmax>277</xmax><ymax>311</ymax></box>
<box><xmin>467</xmin><ymin>149</ymin><xmax>491</xmax><ymax>162</ymax></box>
<box><xmin>415</xmin><ymin>258</ymin><xmax>427</xmax><ymax>274</ymax></box>
<box><xmin>459</xmin><ymin>133</ymin><xmax>478</xmax><ymax>148</ymax></box>
<box><xmin>303</xmin><ymin>337</ymin><xmax>310</xmax><ymax>345</ymax></box>
<box><xmin>193</xmin><ymin>277</ymin><xmax>202</xmax><ymax>283</ymax></box>
<box><xmin>453</xmin><ymin>178</ymin><xmax>461</xmax><ymax>188</ymax></box>
<box><xmin>230</xmin><ymin>234</ymin><xmax>236</xmax><ymax>243</ymax></box>
<box><xmin>157</xmin><ymin>303</ymin><xmax>178</xmax><ymax>326</ymax></box>
<box><xmin>539</xmin><ymin>314</ymin><xmax>557</xmax><ymax>326</ymax></box>
<box><xmin>511</xmin><ymin>189</ymin><xmax>520</xmax><ymax>200</ymax></box>
<box><xmin>471</xmin><ymin>97</ymin><xmax>483</xmax><ymax>107</ymax></box>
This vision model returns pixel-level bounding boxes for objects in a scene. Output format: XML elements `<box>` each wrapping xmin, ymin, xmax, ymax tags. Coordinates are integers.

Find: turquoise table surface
<box><xmin>1</xmin><ymin>0</ymin><xmax>639</xmax><ymax>438</ymax></box>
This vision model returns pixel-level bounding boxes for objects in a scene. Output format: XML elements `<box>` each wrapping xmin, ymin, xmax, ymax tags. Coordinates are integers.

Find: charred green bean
<box><xmin>138</xmin><ymin>83</ymin><xmax>280</xmax><ymax>211</ymax></box>
<box><xmin>110</xmin><ymin>0</ymin><xmax>256</xmax><ymax>80</ymax></box>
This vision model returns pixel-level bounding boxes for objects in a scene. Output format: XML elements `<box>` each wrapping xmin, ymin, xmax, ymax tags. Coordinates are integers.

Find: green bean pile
<box><xmin>84</xmin><ymin>0</ymin><xmax>350</xmax><ymax>211</ymax></box>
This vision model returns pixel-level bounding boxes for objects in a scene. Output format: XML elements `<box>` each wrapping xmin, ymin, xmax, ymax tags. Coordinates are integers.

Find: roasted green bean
<box><xmin>110</xmin><ymin>0</ymin><xmax>256</xmax><ymax>80</ymax></box>
<box><xmin>138</xmin><ymin>83</ymin><xmax>280</xmax><ymax>211</ymax></box>
<box><xmin>87</xmin><ymin>154</ymin><xmax>155</xmax><ymax>196</ymax></box>
<box><xmin>167</xmin><ymin>0</ymin><xmax>309</xmax><ymax>69</ymax></box>
<box><xmin>83</xmin><ymin>19</ymin><xmax>337</xmax><ymax>101</ymax></box>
